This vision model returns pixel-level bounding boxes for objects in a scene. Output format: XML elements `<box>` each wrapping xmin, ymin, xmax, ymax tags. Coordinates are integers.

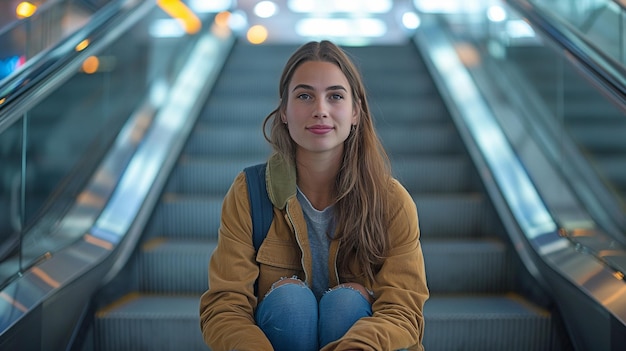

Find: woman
<box><xmin>199</xmin><ymin>40</ymin><xmax>428</xmax><ymax>351</ymax></box>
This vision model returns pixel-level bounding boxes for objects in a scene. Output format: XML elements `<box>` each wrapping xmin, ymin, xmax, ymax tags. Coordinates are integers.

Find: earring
<box><xmin>351</xmin><ymin>124</ymin><xmax>356</xmax><ymax>132</ymax></box>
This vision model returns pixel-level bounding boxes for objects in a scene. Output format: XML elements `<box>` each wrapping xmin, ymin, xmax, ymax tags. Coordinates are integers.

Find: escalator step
<box><xmin>137</xmin><ymin>238</ymin><xmax>216</xmax><ymax>294</ymax></box>
<box><xmin>143</xmin><ymin>196</ymin><xmax>223</xmax><ymax>241</ymax></box>
<box><xmin>94</xmin><ymin>294</ymin><xmax>555</xmax><ymax>351</ymax></box>
<box><xmin>423</xmin><ymin>239</ymin><xmax>511</xmax><ymax>294</ymax></box>
<box><xmin>423</xmin><ymin>295</ymin><xmax>558</xmax><ymax>351</ymax></box>
<box><xmin>132</xmin><ymin>237</ymin><xmax>510</xmax><ymax>296</ymax></box>
<box><xmin>95</xmin><ymin>294</ymin><xmax>209</xmax><ymax>351</ymax></box>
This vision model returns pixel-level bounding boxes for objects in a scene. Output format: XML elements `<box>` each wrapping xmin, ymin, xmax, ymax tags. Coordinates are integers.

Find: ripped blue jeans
<box><xmin>255</xmin><ymin>281</ymin><xmax>372</xmax><ymax>351</ymax></box>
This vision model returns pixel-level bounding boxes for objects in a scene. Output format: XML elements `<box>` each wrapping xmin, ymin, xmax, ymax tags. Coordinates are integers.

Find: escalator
<box><xmin>81</xmin><ymin>40</ymin><xmax>572</xmax><ymax>350</ymax></box>
<box><xmin>503</xmin><ymin>44</ymin><xmax>626</xmax><ymax>229</ymax></box>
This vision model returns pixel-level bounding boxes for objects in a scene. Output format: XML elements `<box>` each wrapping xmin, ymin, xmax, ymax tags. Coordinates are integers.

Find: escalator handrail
<box><xmin>0</xmin><ymin>7</ymin><xmax>235</xmax><ymax>342</ymax></box>
<box><xmin>506</xmin><ymin>0</ymin><xmax>626</xmax><ymax>236</ymax></box>
<box><xmin>0</xmin><ymin>0</ymin><xmax>71</xmax><ymax>37</ymax></box>
<box><xmin>611</xmin><ymin>0</ymin><xmax>626</xmax><ymax>12</ymax></box>
<box><xmin>415</xmin><ymin>11</ymin><xmax>626</xmax><ymax>331</ymax></box>
<box><xmin>0</xmin><ymin>0</ymin><xmax>140</xmax><ymax>134</ymax></box>
<box><xmin>505</xmin><ymin>0</ymin><xmax>626</xmax><ymax>107</ymax></box>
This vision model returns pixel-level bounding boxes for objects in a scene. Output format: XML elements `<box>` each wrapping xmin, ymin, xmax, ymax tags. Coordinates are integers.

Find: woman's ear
<box><xmin>279</xmin><ymin>100</ymin><xmax>288</xmax><ymax>124</ymax></box>
<box><xmin>352</xmin><ymin>99</ymin><xmax>361</xmax><ymax>124</ymax></box>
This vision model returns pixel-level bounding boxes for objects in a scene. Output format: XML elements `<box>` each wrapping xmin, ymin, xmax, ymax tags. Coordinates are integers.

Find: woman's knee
<box><xmin>331</xmin><ymin>282</ymin><xmax>374</xmax><ymax>304</ymax></box>
<box><xmin>320</xmin><ymin>283</ymin><xmax>373</xmax><ymax>313</ymax></box>
<box><xmin>317</xmin><ymin>283</ymin><xmax>373</xmax><ymax>347</ymax></box>
<box><xmin>256</xmin><ymin>277</ymin><xmax>318</xmax><ymax>351</ymax></box>
<box><xmin>259</xmin><ymin>277</ymin><xmax>316</xmax><ymax>311</ymax></box>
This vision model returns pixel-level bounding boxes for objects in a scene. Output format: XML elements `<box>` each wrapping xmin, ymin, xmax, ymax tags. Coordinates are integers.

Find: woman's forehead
<box><xmin>289</xmin><ymin>61</ymin><xmax>350</xmax><ymax>89</ymax></box>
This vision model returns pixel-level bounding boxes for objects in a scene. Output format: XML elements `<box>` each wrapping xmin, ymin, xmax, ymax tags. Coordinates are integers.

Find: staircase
<box><xmin>85</xmin><ymin>41</ymin><xmax>571</xmax><ymax>351</ymax></box>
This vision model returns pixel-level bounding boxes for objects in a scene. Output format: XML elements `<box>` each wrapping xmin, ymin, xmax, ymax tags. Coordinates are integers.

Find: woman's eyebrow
<box><xmin>292</xmin><ymin>83</ymin><xmax>314</xmax><ymax>92</ymax></box>
<box><xmin>326</xmin><ymin>85</ymin><xmax>347</xmax><ymax>92</ymax></box>
<box><xmin>292</xmin><ymin>84</ymin><xmax>347</xmax><ymax>92</ymax></box>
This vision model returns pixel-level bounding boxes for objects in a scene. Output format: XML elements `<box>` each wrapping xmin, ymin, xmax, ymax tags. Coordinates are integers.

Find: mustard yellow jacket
<box><xmin>199</xmin><ymin>154</ymin><xmax>429</xmax><ymax>351</ymax></box>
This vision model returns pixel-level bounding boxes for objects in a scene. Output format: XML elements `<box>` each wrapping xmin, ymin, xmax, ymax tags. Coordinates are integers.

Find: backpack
<box><xmin>243</xmin><ymin>163</ymin><xmax>273</xmax><ymax>295</ymax></box>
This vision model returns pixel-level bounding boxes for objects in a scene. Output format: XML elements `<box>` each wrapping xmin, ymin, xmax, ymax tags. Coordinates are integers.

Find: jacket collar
<box><xmin>266</xmin><ymin>153</ymin><xmax>297</xmax><ymax>210</ymax></box>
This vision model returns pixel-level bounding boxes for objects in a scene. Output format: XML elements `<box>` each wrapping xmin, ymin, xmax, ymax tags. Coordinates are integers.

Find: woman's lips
<box><xmin>307</xmin><ymin>125</ymin><xmax>333</xmax><ymax>134</ymax></box>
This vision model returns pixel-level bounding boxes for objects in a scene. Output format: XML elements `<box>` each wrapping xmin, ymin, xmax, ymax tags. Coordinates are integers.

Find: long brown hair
<box><xmin>263</xmin><ymin>40</ymin><xmax>392</xmax><ymax>282</ymax></box>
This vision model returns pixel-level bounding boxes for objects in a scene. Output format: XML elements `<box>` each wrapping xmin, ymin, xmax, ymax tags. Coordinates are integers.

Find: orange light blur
<box><xmin>247</xmin><ymin>25</ymin><xmax>268</xmax><ymax>45</ymax></box>
<box><xmin>84</xmin><ymin>234</ymin><xmax>114</xmax><ymax>250</ymax></box>
<box><xmin>214</xmin><ymin>11</ymin><xmax>231</xmax><ymax>28</ymax></box>
<box><xmin>16</xmin><ymin>2</ymin><xmax>37</xmax><ymax>18</ymax></box>
<box><xmin>455</xmin><ymin>42</ymin><xmax>481</xmax><ymax>67</ymax></box>
<box><xmin>157</xmin><ymin>0</ymin><xmax>202</xmax><ymax>34</ymax></box>
<box><xmin>0</xmin><ymin>292</ymin><xmax>28</xmax><ymax>312</ymax></box>
<box><xmin>32</xmin><ymin>267</ymin><xmax>60</xmax><ymax>289</ymax></box>
<box><xmin>77</xmin><ymin>191</ymin><xmax>105</xmax><ymax>208</ymax></box>
<box><xmin>75</xmin><ymin>39</ymin><xmax>90</xmax><ymax>52</ymax></box>
<box><xmin>82</xmin><ymin>56</ymin><xmax>100</xmax><ymax>74</ymax></box>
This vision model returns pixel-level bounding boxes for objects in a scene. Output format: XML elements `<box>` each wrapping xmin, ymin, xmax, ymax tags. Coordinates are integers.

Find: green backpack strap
<box><xmin>243</xmin><ymin>163</ymin><xmax>273</xmax><ymax>295</ymax></box>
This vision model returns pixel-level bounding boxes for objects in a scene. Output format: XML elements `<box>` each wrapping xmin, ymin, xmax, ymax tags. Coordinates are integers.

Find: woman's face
<box><xmin>283</xmin><ymin>60</ymin><xmax>358</xmax><ymax>159</ymax></box>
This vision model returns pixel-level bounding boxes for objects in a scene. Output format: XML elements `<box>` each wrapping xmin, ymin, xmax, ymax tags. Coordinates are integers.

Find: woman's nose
<box><xmin>313</xmin><ymin>100</ymin><xmax>328</xmax><ymax>118</ymax></box>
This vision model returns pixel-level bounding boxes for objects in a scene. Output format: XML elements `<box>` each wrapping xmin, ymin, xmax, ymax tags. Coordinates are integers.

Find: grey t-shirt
<box><xmin>296</xmin><ymin>187</ymin><xmax>335</xmax><ymax>300</ymax></box>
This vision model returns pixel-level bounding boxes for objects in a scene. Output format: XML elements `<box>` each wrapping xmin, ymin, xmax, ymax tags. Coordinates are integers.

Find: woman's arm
<box><xmin>323</xmin><ymin>180</ymin><xmax>429</xmax><ymax>351</ymax></box>
<box><xmin>199</xmin><ymin>172</ymin><xmax>274</xmax><ymax>351</ymax></box>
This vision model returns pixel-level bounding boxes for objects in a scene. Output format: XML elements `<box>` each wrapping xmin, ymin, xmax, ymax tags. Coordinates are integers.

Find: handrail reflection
<box><xmin>415</xmin><ymin>6</ymin><xmax>626</xmax><ymax>348</ymax></box>
<box><xmin>0</xmin><ymin>0</ymin><xmax>132</xmax><ymax>132</ymax></box>
<box><xmin>0</xmin><ymin>3</ymin><xmax>234</xmax><ymax>342</ymax></box>
<box><xmin>507</xmin><ymin>0</ymin><xmax>626</xmax><ymax>97</ymax></box>
<box><xmin>506</xmin><ymin>0</ymin><xmax>626</xmax><ymax>251</ymax></box>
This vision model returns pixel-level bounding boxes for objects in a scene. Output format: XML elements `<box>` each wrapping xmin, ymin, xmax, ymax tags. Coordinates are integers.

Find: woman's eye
<box><xmin>330</xmin><ymin>93</ymin><xmax>343</xmax><ymax>100</ymax></box>
<box><xmin>297</xmin><ymin>93</ymin><xmax>311</xmax><ymax>100</ymax></box>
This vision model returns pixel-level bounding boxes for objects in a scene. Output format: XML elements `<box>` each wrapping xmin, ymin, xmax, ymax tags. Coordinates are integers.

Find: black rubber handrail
<box><xmin>0</xmin><ymin>0</ymin><xmax>137</xmax><ymax>134</ymax></box>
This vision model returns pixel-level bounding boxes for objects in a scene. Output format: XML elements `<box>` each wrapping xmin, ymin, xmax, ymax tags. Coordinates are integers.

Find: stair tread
<box><xmin>141</xmin><ymin>237</ymin><xmax>217</xmax><ymax>252</ymax></box>
<box><xmin>424</xmin><ymin>294</ymin><xmax>548</xmax><ymax>317</ymax></box>
<box><xmin>138</xmin><ymin>237</ymin><xmax>507</xmax><ymax>251</ymax></box>
<box><xmin>98</xmin><ymin>293</ymin><xmax>548</xmax><ymax>319</ymax></box>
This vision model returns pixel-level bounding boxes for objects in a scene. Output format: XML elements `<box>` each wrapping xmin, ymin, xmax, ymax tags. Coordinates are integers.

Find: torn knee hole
<box><xmin>263</xmin><ymin>276</ymin><xmax>306</xmax><ymax>298</ymax></box>
<box><xmin>329</xmin><ymin>283</ymin><xmax>374</xmax><ymax>303</ymax></box>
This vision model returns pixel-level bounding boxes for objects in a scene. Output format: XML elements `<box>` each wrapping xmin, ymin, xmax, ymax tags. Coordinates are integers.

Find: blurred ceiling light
<box><xmin>413</xmin><ymin>0</ymin><xmax>482</xmax><ymax>14</ymax></box>
<box><xmin>150</xmin><ymin>18</ymin><xmax>187</xmax><ymax>37</ymax></box>
<box><xmin>296</xmin><ymin>18</ymin><xmax>386</xmax><ymax>38</ymax></box>
<box><xmin>506</xmin><ymin>19</ymin><xmax>535</xmax><ymax>38</ymax></box>
<box><xmin>487</xmin><ymin>5</ymin><xmax>507</xmax><ymax>22</ymax></box>
<box><xmin>402</xmin><ymin>12</ymin><xmax>420</xmax><ymax>30</ymax></box>
<box><xmin>289</xmin><ymin>0</ymin><xmax>391</xmax><ymax>13</ymax></box>
<box><xmin>188</xmin><ymin>0</ymin><xmax>232</xmax><ymax>13</ymax></box>
<box><xmin>157</xmin><ymin>0</ymin><xmax>202</xmax><ymax>34</ymax></box>
<box><xmin>254</xmin><ymin>1</ymin><xmax>278</xmax><ymax>18</ymax></box>
<box><xmin>247</xmin><ymin>25</ymin><xmax>269</xmax><ymax>44</ymax></box>
<box><xmin>334</xmin><ymin>0</ymin><xmax>391</xmax><ymax>13</ymax></box>
<box><xmin>16</xmin><ymin>2</ymin><xmax>37</xmax><ymax>18</ymax></box>
<box><xmin>228</xmin><ymin>10</ymin><xmax>248</xmax><ymax>32</ymax></box>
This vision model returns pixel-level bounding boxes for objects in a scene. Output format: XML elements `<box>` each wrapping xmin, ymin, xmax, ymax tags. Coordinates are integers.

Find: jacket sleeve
<box><xmin>322</xmin><ymin>180</ymin><xmax>429</xmax><ymax>351</ymax></box>
<box><xmin>199</xmin><ymin>172</ymin><xmax>274</xmax><ymax>351</ymax></box>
